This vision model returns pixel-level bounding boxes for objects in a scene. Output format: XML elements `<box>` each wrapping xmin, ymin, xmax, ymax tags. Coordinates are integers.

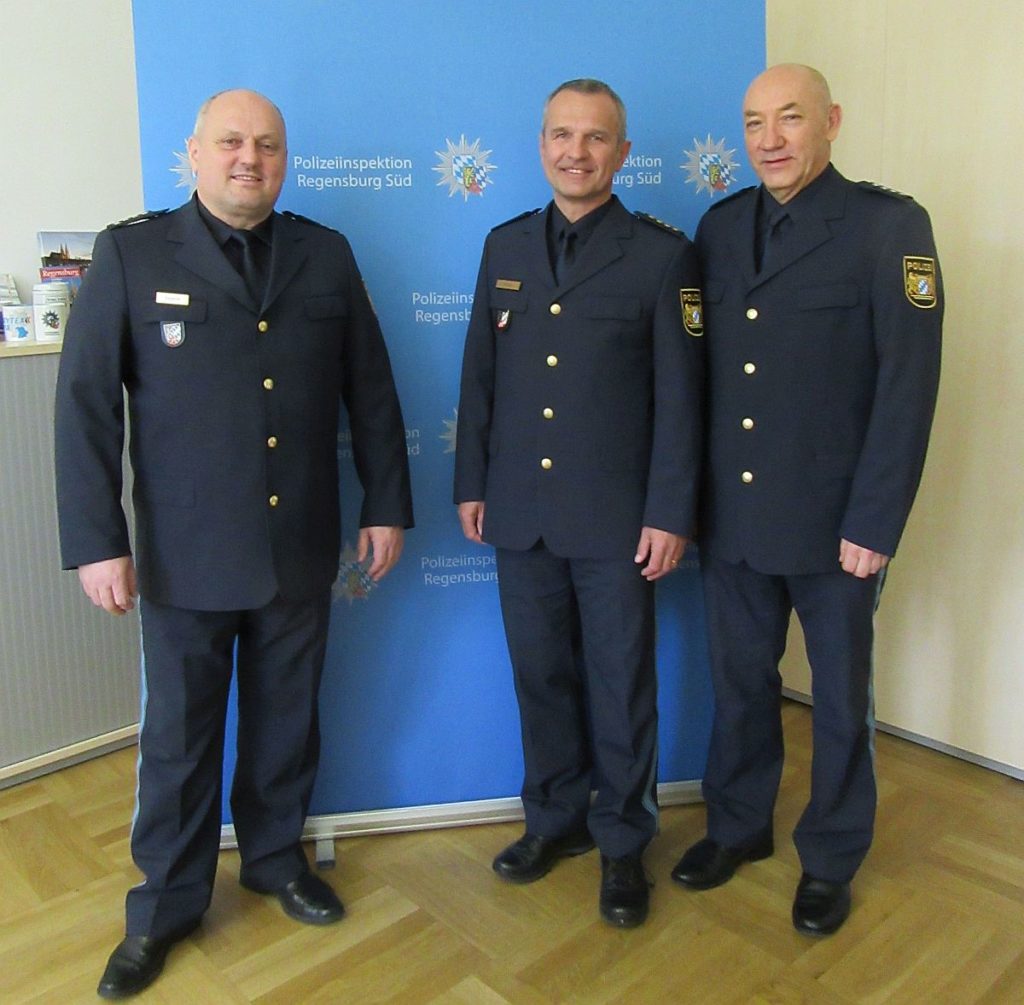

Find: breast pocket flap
<box><xmin>492</xmin><ymin>289</ymin><xmax>528</xmax><ymax>312</ymax></box>
<box><xmin>304</xmin><ymin>295</ymin><xmax>348</xmax><ymax>320</ymax></box>
<box><xmin>797</xmin><ymin>284</ymin><xmax>859</xmax><ymax>311</ymax></box>
<box><xmin>581</xmin><ymin>296</ymin><xmax>641</xmax><ymax>320</ymax></box>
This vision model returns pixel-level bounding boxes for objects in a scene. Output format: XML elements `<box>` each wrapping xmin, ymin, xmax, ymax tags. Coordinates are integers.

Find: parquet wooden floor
<box><xmin>1</xmin><ymin>700</ymin><xmax>1022</xmax><ymax>1003</ymax></box>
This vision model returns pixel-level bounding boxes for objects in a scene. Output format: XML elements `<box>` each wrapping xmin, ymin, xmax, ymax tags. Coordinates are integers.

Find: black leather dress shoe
<box><xmin>599</xmin><ymin>854</ymin><xmax>650</xmax><ymax>928</ymax></box>
<box><xmin>670</xmin><ymin>835</ymin><xmax>774</xmax><ymax>889</ymax></box>
<box><xmin>96</xmin><ymin>923</ymin><xmax>198</xmax><ymax>999</ymax></box>
<box><xmin>243</xmin><ymin>871</ymin><xmax>345</xmax><ymax>925</ymax></box>
<box><xmin>792</xmin><ymin>874</ymin><xmax>851</xmax><ymax>935</ymax></box>
<box><xmin>492</xmin><ymin>830</ymin><xmax>595</xmax><ymax>883</ymax></box>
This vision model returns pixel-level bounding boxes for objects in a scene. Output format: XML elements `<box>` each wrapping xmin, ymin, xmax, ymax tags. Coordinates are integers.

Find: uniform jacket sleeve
<box><xmin>840</xmin><ymin>201</ymin><xmax>942</xmax><ymax>555</ymax></box>
<box><xmin>452</xmin><ymin>242</ymin><xmax>494</xmax><ymax>504</ymax></box>
<box><xmin>336</xmin><ymin>235</ymin><xmax>414</xmax><ymax>529</ymax></box>
<box><xmin>54</xmin><ymin>227</ymin><xmax>132</xmax><ymax>569</ymax></box>
<box><xmin>641</xmin><ymin>236</ymin><xmax>704</xmax><ymax>537</ymax></box>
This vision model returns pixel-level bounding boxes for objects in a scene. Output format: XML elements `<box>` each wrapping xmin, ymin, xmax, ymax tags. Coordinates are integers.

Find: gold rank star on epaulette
<box><xmin>634</xmin><ymin>212</ymin><xmax>683</xmax><ymax>236</ymax></box>
<box><xmin>107</xmin><ymin>209</ymin><xmax>170</xmax><ymax>229</ymax></box>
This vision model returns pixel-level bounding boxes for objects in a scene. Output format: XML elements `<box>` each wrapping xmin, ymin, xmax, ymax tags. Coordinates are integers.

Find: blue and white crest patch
<box><xmin>161</xmin><ymin>321</ymin><xmax>185</xmax><ymax>347</ymax></box>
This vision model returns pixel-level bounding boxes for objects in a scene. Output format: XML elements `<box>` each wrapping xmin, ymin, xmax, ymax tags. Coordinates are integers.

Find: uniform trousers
<box><xmin>700</xmin><ymin>555</ymin><xmax>884</xmax><ymax>883</ymax></box>
<box><xmin>128</xmin><ymin>590</ymin><xmax>331</xmax><ymax>937</ymax></box>
<box><xmin>495</xmin><ymin>542</ymin><xmax>659</xmax><ymax>859</ymax></box>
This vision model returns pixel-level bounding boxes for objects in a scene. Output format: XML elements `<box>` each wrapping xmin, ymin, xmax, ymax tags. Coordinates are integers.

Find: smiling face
<box><xmin>743</xmin><ymin>64</ymin><xmax>841</xmax><ymax>204</ymax></box>
<box><xmin>187</xmin><ymin>89</ymin><xmax>287</xmax><ymax>229</ymax></box>
<box><xmin>539</xmin><ymin>88</ymin><xmax>631</xmax><ymax>221</ymax></box>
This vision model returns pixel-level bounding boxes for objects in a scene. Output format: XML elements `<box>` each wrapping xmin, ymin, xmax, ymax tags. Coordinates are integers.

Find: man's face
<box><xmin>743</xmin><ymin>66</ymin><xmax>841</xmax><ymax>204</ymax></box>
<box><xmin>187</xmin><ymin>90</ymin><xmax>287</xmax><ymax>229</ymax></box>
<box><xmin>539</xmin><ymin>90</ymin><xmax>631</xmax><ymax>221</ymax></box>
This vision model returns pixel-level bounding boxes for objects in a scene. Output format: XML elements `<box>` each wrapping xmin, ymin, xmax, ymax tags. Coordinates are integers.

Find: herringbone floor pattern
<box><xmin>1</xmin><ymin>700</ymin><xmax>1022</xmax><ymax>1002</ymax></box>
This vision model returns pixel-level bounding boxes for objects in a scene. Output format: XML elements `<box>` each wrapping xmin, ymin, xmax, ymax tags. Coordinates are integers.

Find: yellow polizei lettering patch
<box><xmin>680</xmin><ymin>289</ymin><xmax>704</xmax><ymax>336</ymax></box>
<box><xmin>903</xmin><ymin>256</ymin><xmax>938</xmax><ymax>309</ymax></box>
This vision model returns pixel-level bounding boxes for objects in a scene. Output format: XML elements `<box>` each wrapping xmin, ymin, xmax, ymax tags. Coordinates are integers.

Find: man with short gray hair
<box><xmin>455</xmin><ymin>78</ymin><xmax>703</xmax><ymax>928</ymax></box>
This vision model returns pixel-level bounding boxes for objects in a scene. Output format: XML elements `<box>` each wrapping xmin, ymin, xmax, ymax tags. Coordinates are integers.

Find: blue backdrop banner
<box><xmin>130</xmin><ymin>0</ymin><xmax>765</xmax><ymax>818</ymax></box>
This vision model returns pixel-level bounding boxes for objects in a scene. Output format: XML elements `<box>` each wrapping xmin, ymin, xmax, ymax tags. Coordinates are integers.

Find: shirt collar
<box><xmin>195</xmin><ymin>194</ymin><xmax>274</xmax><ymax>247</ymax></box>
<box><xmin>759</xmin><ymin>163</ymin><xmax>834</xmax><ymax>226</ymax></box>
<box><xmin>549</xmin><ymin>195</ymin><xmax>616</xmax><ymax>245</ymax></box>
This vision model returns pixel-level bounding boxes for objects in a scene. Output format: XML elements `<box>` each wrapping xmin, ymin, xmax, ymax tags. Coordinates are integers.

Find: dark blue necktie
<box><xmin>757</xmin><ymin>209</ymin><xmax>789</xmax><ymax>273</ymax></box>
<box><xmin>554</xmin><ymin>229</ymin><xmax>577</xmax><ymax>285</ymax></box>
<box><xmin>233</xmin><ymin>231</ymin><xmax>266</xmax><ymax>304</ymax></box>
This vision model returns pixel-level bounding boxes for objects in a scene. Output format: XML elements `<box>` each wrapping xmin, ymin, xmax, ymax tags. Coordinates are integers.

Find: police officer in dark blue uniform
<box><xmin>670</xmin><ymin>65</ymin><xmax>942</xmax><ymax>935</ymax></box>
<box><xmin>454</xmin><ymin>79</ymin><xmax>704</xmax><ymax>928</ymax></box>
<box><xmin>54</xmin><ymin>89</ymin><xmax>413</xmax><ymax>997</ymax></box>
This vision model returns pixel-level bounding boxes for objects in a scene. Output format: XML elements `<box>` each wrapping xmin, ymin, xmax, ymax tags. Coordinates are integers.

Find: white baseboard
<box><xmin>782</xmin><ymin>688</ymin><xmax>1024</xmax><ymax>781</ymax></box>
<box><xmin>218</xmin><ymin>779</ymin><xmax>704</xmax><ymax>850</ymax></box>
<box><xmin>0</xmin><ymin>725</ymin><xmax>138</xmax><ymax>789</ymax></box>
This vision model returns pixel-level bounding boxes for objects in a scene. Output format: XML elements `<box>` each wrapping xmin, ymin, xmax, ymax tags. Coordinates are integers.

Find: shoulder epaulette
<box><xmin>634</xmin><ymin>211</ymin><xmax>684</xmax><ymax>236</ymax></box>
<box><xmin>856</xmin><ymin>180</ymin><xmax>915</xmax><ymax>202</ymax></box>
<box><xmin>491</xmin><ymin>208</ymin><xmax>541</xmax><ymax>232</ymax></box>
<box><xmin>107</xmin><ymin>209</ymin><xmax>170</xmax><ymax>230</ymax></box>
<box><xmin>281</xmin><ymin>210</ymin><xmax>340</xmax><ymax>233</ymax></box>
<box><xmin>703</xmin><ymin>184</ymin><xmax>757</xmax><ymax>213</ymax></box>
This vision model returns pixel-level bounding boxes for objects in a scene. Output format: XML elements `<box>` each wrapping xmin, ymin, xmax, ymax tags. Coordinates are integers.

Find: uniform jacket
<box><xmin>55</xmin><ymin>196</ymin><xmax>413</xmax><ymax>610</ymax></box>
<box><xmin>454</xmin><ymin>196</ymin><xmax>704</xmax><ymax>559</ymax></box>
<box><xmin>697</xmin><ymin>166</ymin><xmax>942</xmax><ymax>574</ymax></box>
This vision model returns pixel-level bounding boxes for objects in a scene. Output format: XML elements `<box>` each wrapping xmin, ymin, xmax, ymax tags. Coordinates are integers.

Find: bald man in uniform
<box><xmin>55</xmin><ymin>89</ymin><xmax>412</xmax><ymax>996</ymax></box>
<box><xmin>670</xmin><ymin>64</ymin><xmax>942</xmax><ymax>935</ymax></box>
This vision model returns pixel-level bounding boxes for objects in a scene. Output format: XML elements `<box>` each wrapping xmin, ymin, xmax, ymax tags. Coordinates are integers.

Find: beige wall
<box><xmin>0</xmin><ymin>2</ymin><xmax>145</xmax><ymax>777</ymax></box>
<box><xmin>0</xmin><ymin>3</ymin><xmax>144</xmax><ymax>778</ymax></box>
<box><xmin>2</xmin><ymin>1</ymin><xmax>1020</xmax><ymax>773</ymax></box>
<box><xmin>0</xmin><ymin>0</ymin><xmax>143</xmax><ymax>298</ymax></box>
<box><xmin>768</xmin><ymin>1</ymin><xmax>1024</xmax><ymax>771</ymax></box>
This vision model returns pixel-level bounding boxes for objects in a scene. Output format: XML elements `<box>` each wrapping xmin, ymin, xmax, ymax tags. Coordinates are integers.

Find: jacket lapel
<box><xmin>263</xmin><ymin>213</ymin><xmax>309</xmax><ymax>313</ymax></box>
<box><xmin>512</xmin><ymin>210</ymin><xmax>554</xmax><ymax>292</ymax></box>
<box><xmin>167</xmin><ymin>199</ymin><xmax>253</xmax><ymax>311</ymax></box>
<box><xmin>554</xmin><ymin>197</ymin><xmax>629</xmax><ymax>296</ymax></box>
<box><xmin>753</xmin><ymin>215</ymin><xmax>833</xmax><ymax>288</ymax></box>
<box><xmin>167</xmin><ymin>200</ymin><xmax>310</xmax><ymax>314</ymax></box>
<box><xmin>723</xmin><ymin>192</ymin><xmax>761</xmax><ymax>289</ymax></box>
<box><xmin>745</xmin><ymin>167</ymin><xmax>849</xmax><ymax>291</ymax></box>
